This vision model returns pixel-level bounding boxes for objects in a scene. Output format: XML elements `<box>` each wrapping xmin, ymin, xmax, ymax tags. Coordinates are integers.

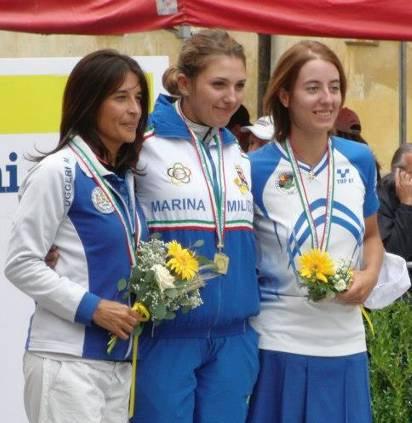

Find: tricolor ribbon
<box><xmin>175</xmin><ymin>101</ymin><xmax>228</xmax><ymax>253</ymax></box>
<box><xmin>69</xmin><ymin>137</ymin><xmax>144</xmax><ymax>417</ymax></box>
<box><xmin>285</xmin><ymin>138</ymin><xmax>334</xmax><ymax>251</ymax></box>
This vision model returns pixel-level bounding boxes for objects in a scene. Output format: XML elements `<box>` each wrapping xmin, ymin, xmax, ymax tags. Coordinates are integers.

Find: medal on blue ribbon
<box><xmin>176</xmin><ymin>102</ymin><xmax>229</xmax><ymax>274</ymax></box>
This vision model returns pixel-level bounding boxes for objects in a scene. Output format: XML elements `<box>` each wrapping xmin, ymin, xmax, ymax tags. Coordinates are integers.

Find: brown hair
<box><xmin>41</xmin><ymin>49</ymin><xmax>149</xmax><ymax>171</ymax></box>
<box><xmin>264</xmin><ymin>40</ymin><xmax>347</xmax><ymax>143</ymax></box>
<box><xmin>163</xmin><ymin>29</ymin><xmax>246</xmax><ymax>95</ymax></box>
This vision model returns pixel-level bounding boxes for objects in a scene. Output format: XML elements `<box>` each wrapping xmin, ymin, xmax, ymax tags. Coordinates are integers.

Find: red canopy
<box><xmin>0</xmin><ymin>0</ymin><xmax>411</xmax><ymax>40</ymax></box>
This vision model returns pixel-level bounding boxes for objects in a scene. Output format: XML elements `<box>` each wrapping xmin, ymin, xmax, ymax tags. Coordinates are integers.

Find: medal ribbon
<box><xmin>70</xmin><ymin>138</ymin><xmax>145</xmax><ymax>418</ymax></box>
<box><xmin>175</xmin><ymin>102</ymin><xmax>227</xmax><ymax>251</ymax></box>
<box><xmin>69</xmin><ymin>138</ymin><xmax>140</xmax><ymax>266</ymax></box>
<box><xmin>285</xmin><ymin>138</ymin><xmax>334</xmax><ymax>251</ymax></box>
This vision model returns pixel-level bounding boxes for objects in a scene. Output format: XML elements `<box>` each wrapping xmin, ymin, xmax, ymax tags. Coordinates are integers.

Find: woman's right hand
<box><xmin>45</xmin><ymin>245</ymin><xmax>59</xmax><ymax>269</ymax></box>
<box><xmin>92</xmin><ymin>299</ymin><xmax>144</xmax><ymax>340</ymax></box>
<box><xmin>395</xmin><ymin>167</ymin><xmax>412</xmax><ymax>205</ymax></box>
<box><xmin>45</xmin><ymin>248</ymin><xmax>141</xmax><ymax>339</ymax></box>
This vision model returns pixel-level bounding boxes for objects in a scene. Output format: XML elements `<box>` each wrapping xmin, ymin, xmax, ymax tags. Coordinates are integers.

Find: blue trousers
<box><xmin>131</xmin><ymin>327</ymin><xmax>259</xmax><ymax>423</ymax></box>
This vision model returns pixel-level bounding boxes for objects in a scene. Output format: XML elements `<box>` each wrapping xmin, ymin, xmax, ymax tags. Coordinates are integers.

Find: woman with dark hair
<box><xmin>247</xmin><ymin>41</ymin><xmax>383</xmax><ymax>423</ymax></box>
<box><xmin>5</xmin><ymin>49</ymin><xmax>149</xmax><ymax>423</ymax></box>
<box><xmin>132</xmin><ymin>29</ymin><xmax>260</xmax><ymax>423</ymax></box>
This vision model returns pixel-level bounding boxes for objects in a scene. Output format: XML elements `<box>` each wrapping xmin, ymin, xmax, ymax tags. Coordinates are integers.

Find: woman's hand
<box><xmin>45</xmin><ymin>246</ymin><xmax>59</xmax><ymax>269</ymax></box>
<box><xmin>92</xmin><ymin>299</ymin><xmax>146</xmax><ymax>340</ymax></box>
<box><xmin>337</xmin><ymin>270</ymin><xmax>376</xmax><ymax>305</ymax></box>
<box><xmin>395</xmin><ymin>167</ymin><xmax>412</xmax><ymax>206</ymax></box>
<box><xmin>45</xmin><ymin>248</ymin><xmax>143</xmax><ymax>339</ymax></box>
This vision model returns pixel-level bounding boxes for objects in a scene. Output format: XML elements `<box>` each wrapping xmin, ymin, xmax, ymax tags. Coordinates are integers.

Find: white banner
<box><xmin>0</xmin><ymin>56</ymin><xmax>168</xmax><ymax>423</ymax></box>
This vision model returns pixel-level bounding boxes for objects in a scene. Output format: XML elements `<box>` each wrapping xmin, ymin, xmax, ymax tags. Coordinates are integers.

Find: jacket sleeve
<box><xmin>4</xmin><ymin>155</ymin><xmax>100</xmax><ymax>324</ymax></box>
<box><xmin>378</xmin><ymin>182</ymin><xmax>412</xmax><ymax>260</ymax></box>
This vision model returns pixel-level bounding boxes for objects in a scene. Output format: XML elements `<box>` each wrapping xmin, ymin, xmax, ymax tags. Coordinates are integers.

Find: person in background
<box><xmin>335</xmin><ymin>106</ymin><xmax>381</xmax><ymax>183</ymax></box>
<box><xmin>335</xmin><ymin>106</ymin><xmax>362</xmax><ymax>139</ymax></box>
<box><xmin>378</xmin><ymin>143</ymin><xmax>412</xmax><ymax>277</ymax></box>
<box><xmin>4</xmin><ymin>50</ymin><xmax>149</xmax><ymax>423</ymax></box>
<box><xmin>227</xmin><ymin>104</ymin><xmax>252</xmax><ymax>152</ymax></box>
<box><xmin>241</xmin><ymin>115</ymin><xmax>275</xmax><ymax>152</ymax></box>
<box><xmin>133</xmin><ymin>29</ymin><xmax>260</xmax><ymax>423</ymax></box>
<box><xmin>247</xmin><ymin>40</ymin><xmax>383</xmax><ymax>423</ymax></box>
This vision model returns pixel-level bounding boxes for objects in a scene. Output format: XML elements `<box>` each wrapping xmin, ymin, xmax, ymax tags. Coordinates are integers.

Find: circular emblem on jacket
<box><xmin>275</xmin><ymin>171</ymin><xmax>296</xmax><ymax>194</ymax></box>
<box><xmin>167</xmin><ymin>162</ymin><xmax>191</xmax><ymax>184</ymax></box>
<box><xmin>91</xmin><ymin>187</ymin><xmax>115</xmax><ymax>214</ymax></box>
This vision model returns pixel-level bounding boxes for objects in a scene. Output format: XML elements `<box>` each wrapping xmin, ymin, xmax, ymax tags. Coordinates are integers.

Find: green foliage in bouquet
<box><xmin>108</xmin><ymin>236</ymin><xmax>217</xmax><ymax>353</ymax></box>
<box><xmin>118</xmin><ymin>237</ymin><xmax>214</xmax><ymax>336</ymax></box>
<box><xmin>297</xmin><ymin>248</ymin><xmax>352</xmax><ymax>301</ymax></box>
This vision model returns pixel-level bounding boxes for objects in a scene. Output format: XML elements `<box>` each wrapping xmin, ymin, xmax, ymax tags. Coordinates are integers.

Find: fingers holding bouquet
<box><xmin>297</xmin><ymin>249</ymin><xmax>377</xmax><ymax>335</ymax></box>
<box><xmin>297</xmin><ymin>248</ymin><xmax>352</xmax><ymax>302</ymax></box>
<box><xmin>92</xmin><ymin>299</ymin><xmax>148</xmax><ymax>340</ymax></box>
<box><xmin>106</xmin><ymin>237</ymin><xmax>219</xmax><ymax>354</ymax></box>
<box><xmin>336</xmin><ymin>269</ymin><xmax>377</xmax><ymax>305</ymax></box>
<box><xmin>297</xmin><ymin>248</ymin><xmax>378</xmax><ymax>305</ymax></box>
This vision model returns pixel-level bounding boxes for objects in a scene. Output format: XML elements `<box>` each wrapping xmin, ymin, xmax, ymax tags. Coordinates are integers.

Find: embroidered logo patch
<box><xmin>337</xmin><ymin>168</ymin><xmax>350</xmax><ymax>178</ymax></box>
<box><xmin>167</xmin><ymin>162</ymin><xmax>191</xmax><ymax>184</ymax></box>
<box><xmin>91</xmin><ymin>187</ymin><xmax>114</xmax><ymax>214</ymax></box>
<box><xmin>234</xmin><ymin>165</ymin><xmax>249</xmax><ymax>194</ymax></box>
<box><xmin>336</xmin><ymin>168</ymin><xmax>354</xmax><ymax>184</ymax></box>
<box><xmin>275</xmin><ymin>171</ymin><xmax>296</xmax><ymax>194</ymax></box>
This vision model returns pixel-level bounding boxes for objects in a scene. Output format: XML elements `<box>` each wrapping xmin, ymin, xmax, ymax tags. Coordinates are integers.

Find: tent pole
<box><xmin>399</xmin><ymin>41</ymin><xmax>407</xmax><ymax>145</ymax></box>
<box><xmin>257</xmin><ymin>34</ymin><xmax>271</xmax><ymax>117</ymax></box>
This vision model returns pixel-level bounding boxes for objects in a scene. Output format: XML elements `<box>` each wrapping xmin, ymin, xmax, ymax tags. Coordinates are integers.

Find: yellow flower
<box><xmin>167</xmin><ymin>244</ymin><xmax>199</xmax><ymax>281</ymax></box>
<box><xmin>167</xmin><ymin>240</ymin><xmax>183</xmax><ymax>257</ymax></box>
<box><xmin>298</xmin><ymin>249</ymin><xmax>335</xmax><ymax>283</ymax></box>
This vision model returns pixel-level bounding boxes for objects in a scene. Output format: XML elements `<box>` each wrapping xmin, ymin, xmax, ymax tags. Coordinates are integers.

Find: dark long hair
<box><xmin>42</xmin><ymin>49</ymin><xmax>149</xmax><ymax>171</ymax></box>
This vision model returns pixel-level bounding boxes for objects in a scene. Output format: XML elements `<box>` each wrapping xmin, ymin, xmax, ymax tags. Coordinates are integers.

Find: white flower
<box><xmin>151</xmin><ymin>264</ymin><xmax>176</xmax><ymax>292</ymax></box>
<box><xmin>334</xmin><ymin>279</ymin><xmax>348</xmax><ymax>292</ymax></box>
<box><xmin>324</xmin><ymin>291</ymin><xmax>336</xmax><ymax>300</ymax></box>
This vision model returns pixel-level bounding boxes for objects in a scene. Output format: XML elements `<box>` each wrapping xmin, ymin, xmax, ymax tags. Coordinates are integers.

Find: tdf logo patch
<box><xmin>336</xmin><ymin>168</ymin><xmax>354</xmax><ymax>184</ymax></box>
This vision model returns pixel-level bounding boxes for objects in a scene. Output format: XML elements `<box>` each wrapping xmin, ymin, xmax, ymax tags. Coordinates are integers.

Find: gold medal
<box><xmin>178</xmin><ymin>104</ymin><xmax>229</xmax><ymax>275</ymax></box>
<box><xmin>214</xmin><ymin>252</ymin><xmax>229</xmax><ymax>275</ymax></box>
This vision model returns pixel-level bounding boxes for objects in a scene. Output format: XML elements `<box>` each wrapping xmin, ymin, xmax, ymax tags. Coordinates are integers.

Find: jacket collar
<box><xmin>70</xmin><ymin>136</ymin><xmax>121</xmax><ymax>178</ymax></box>
<box><xmin>149</xmin><ymin>94</ymin><xmax>236</xmax><ymax>145</ymax></box>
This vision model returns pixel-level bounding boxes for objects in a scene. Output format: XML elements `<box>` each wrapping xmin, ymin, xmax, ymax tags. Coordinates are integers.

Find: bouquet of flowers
<box><xmin>107</xmin><ymin>237</ymin><xmax>217</xmax><ymax>353</ymax></box>
<box><xmin>297</xmin><ymin>248</ymin><xmax>353</xmax><ymax>302</ymax></box>
<box><xmin>108</xmin><ymin>236</ymin><xmax>219</xmax><ymax>418</ymax></box>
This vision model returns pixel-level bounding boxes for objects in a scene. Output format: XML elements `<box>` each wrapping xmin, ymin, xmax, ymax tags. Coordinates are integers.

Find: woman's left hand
<box><xmin>337</xmin><ymin>269</ymin><xmax>376</xmax><ymax>305</ymax></box>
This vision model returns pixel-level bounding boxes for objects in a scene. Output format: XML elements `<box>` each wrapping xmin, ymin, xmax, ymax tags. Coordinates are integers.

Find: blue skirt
<box><xmin>247</xmin><ymin>350</ymin><xmax>372</xmax><ymax>423</ymax></box>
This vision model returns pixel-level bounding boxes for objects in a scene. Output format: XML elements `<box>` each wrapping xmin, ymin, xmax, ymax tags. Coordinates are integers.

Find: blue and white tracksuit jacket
<box><xmin>5</xmin><ymin>137</ymin><xmax>148</xmax><ymax>361</ymax></box>
<box><xmin>136</xmin><ymin>95</ymin><xmax>260</xmax><ymax>338</ymax></box>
